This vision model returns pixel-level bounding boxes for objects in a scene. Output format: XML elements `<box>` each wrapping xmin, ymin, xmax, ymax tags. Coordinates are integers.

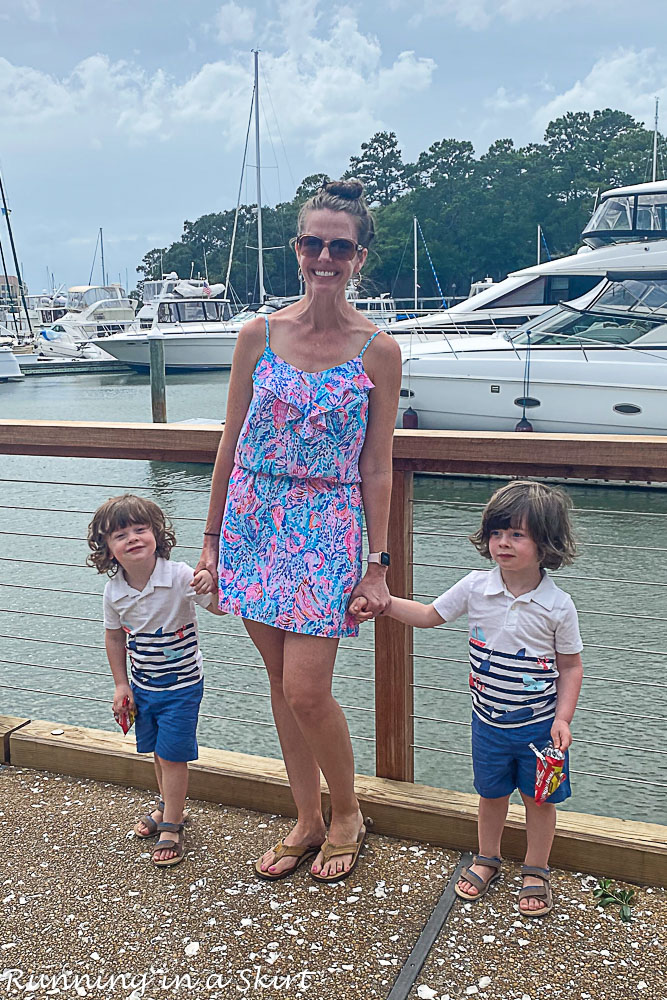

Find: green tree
<box><xmin>347</xmin><ymin>131</ymin><xmax>406</xmax><ymax>206</ymax></box>
<box><xmin>295</xmin><ymin>173</ymin><xmax>330</xmax><ymax>201</ymax></box>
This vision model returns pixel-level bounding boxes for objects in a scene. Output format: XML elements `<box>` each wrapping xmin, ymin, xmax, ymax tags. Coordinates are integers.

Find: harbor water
<box><xmin>1</xmin><ymin>370</ymin><xmax>666</xmax><ymax>825</ymax></box>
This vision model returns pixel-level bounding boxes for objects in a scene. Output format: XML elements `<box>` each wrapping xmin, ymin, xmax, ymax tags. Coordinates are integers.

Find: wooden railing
<box><xmin>3</xmin><ymin>419</ymin><xmax>667</xmax><ymax>785</ymax></box>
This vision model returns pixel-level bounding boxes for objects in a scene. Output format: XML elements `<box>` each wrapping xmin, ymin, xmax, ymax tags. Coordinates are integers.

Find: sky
<box><xmin>1</xmin><ymin>0</ymin><xmax>667</xmax><ymax>293</ymax></box>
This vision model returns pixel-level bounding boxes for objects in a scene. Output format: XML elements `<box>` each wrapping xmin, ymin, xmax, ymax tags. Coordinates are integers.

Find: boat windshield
<box><xmin>583</xmin><ymin>190</ymin><xmax>667</xmax><ymax>247</ymax></box>
<box><xmin>67</xmin><ymin>287</ymin><xmax>125</xmax><ymax>310</ymax></box>
<box><xmin>511</xmin><ymin>277</ymin><xmax>667</xmax><ymax>346</ymax></box>
<box><xmin>157</xmin><ymin>299</ymin><xmax>232</xmax><ymax>323</ymax></box>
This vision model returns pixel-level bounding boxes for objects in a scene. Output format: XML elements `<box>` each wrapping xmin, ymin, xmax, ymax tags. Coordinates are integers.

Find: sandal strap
<box><xmin>520</xmin><ymin>864</ymin><xmax>550</xmax><ymax>880</ymax></box>
<box><xmin>157</xmin><ymin>799</ymin><xmax>165</xmax><ymax>812</ymax></box>
<box><xmin>270</xmin><ymin>840</ymin><xmax>319</xmax><ymax>861</ymax></box>
<box><xmin>459</xmin><ymin>866</ymin><xmax>490</xmax><ymax>891</ymax></box>
<box><xmin>154</xmin><ymin>838</ymin><xmax>183</xmax><ymax>856</ymax></box>
<box><xmin>139</xmin><ymin>813</ymin><xmax>158</xmax><ymax>834</ymax></box>
<box><xmin>519</xmin><ymin>883</ymin><xmax>550</xmax><ymax>901</ymax></box>
<box><xmin>320</xmin><ymin>835</ymin><xmax>365</xmax><ymax>863</ymax></box>
<box><xmin>472</xmin><ymin>854</ymin><xmax>502</xmax><ymax>871</ymax></box>
<box><xmin>157</xmin><ymin>821</ymin><xmax>185</xmax><ymax>833</ymax></box>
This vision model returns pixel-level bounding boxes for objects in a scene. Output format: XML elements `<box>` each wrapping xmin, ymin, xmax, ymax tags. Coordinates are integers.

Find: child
<box><xmin>351</xmin><ymin>480</ymin><xmax>583</xmax><ymax>917</ymax></box>
<box><xmin>87</xmin><ymin>494</ymin><xmax>224</xmax><ymax>868</ymax></box>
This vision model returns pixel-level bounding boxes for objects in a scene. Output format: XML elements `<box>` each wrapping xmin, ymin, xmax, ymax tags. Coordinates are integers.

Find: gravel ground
<box><xmin>0</xmin><ymin>766</ymin><xmax>664</xmax><ymax>1000</ymax></box>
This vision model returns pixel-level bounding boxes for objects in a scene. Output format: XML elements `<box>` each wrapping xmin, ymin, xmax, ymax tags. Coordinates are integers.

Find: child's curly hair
<box><xmin>86</xmin><ymin>494</ymin><xmax>176</xmax><ymax>576</ymax></box>
<box><xmin>469</xmin><ymin>480</ymin><xmax>577</xmax><ymax>571</ymax></box>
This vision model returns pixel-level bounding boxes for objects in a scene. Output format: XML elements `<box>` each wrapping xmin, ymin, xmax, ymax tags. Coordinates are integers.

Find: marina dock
<box><xmin>0</xmin><ymin>421</ymin><xmax>666</xmax><ymax>999</ymax></box>
<box><xmin>17</xmin><ymin>359</ymin><xmax>132</xmax><ymax>377</ymax></box>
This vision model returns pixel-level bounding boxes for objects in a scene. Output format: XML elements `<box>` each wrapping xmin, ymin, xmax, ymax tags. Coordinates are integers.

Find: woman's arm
<box><xmin>195</xmin><ymin>319</ymin><xmax>266</xmax><ymax>578</ymax></box>
<box><xmin>351</xmin><ymin>334</ymin><xmax>402</xmax><ymax>615</ymax></box>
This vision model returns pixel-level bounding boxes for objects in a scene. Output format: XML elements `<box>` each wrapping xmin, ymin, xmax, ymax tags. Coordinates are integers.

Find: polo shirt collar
<box><xmin>484</xmin><ymin>565</ymin><xmax>556</xmax><ymax>611</ymax></box>
<box><xmin>107</xmin><ymin>556</ymin><xmax>173</xmax><ymax>599</ymax></box>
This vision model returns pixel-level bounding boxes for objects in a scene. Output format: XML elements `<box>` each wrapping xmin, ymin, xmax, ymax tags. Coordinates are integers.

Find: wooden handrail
<box><xmin>3</xmin><ymin>419</ymin><xmax>667</xmax><ymax>783</ymax></box>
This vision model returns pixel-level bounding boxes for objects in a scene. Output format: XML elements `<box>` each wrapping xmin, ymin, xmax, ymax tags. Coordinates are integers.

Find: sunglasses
<box><xmin>292</xmin><ymin>234</ymin><xmax>364</xmax><ymax>262</ymax></box>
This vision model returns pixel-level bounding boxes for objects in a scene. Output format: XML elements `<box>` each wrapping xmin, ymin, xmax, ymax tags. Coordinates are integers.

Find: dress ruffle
<box><xmin>253</xmin><ymin>354</ymin><xmax>374</xmax><ymax>438</ymax></box>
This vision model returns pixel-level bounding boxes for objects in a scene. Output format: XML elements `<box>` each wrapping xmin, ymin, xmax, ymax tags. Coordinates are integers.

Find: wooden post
<box><xmin>374</xmin><ymin>469</ymin><xmax>414</xmax><ymax>782</ymax></box>
<box><xmin>148</xmin><ymin>333</ymin><xmax>167</xmax><ymax>423</ymax></box>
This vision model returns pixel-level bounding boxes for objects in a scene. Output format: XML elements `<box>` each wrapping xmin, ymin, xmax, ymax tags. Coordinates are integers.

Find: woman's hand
<box><xmin>195</xmin><ymin>536</ymin><xmax>218</xmax><ymax>582</ymax></box>
<box><xmin>349</xmin><ymin>567</ymin><xmax>390</xmax><ymax>619</ymax></box>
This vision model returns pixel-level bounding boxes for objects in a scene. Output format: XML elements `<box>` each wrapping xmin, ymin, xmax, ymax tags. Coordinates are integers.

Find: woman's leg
<box><xmin>244</xmin><ymin>619</ymin><xmax>327</xmax><ymax>876</ymax></box>
<box><xmin>281</xmin><ymin>632</ymin><xmax>364</xmax><ymax>879</ymax></box>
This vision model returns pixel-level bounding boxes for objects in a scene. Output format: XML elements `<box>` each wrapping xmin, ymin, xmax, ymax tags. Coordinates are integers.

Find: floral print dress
<box><xmin>218</xmin><ymin>317</ymin><xmax>378</xmax><ymax>637</ymax></box>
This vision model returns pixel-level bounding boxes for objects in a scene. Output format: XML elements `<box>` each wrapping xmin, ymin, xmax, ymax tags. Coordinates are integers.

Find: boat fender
<box><xmin>515</xmin><ymin>416</ymin><xmax>534</xmax><ymax>432</ymax></box>
<box><xmin>402</xmin><ymin>406</ymin><xmax>419</xmax><ymax>429</ymax></box>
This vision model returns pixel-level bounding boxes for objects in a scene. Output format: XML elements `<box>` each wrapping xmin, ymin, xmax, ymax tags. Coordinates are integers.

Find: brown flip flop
<box><xmin>309</xmin><ymin>820</ymin><xmax>371</xmax><ymax>885</ymax></box>
<box><xmin>254</xmin><ymin>840</ymin><xmax>322</xmax><ymax>881</ymax></box>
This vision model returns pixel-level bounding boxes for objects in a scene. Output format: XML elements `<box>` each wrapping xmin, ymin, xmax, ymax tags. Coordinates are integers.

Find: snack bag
<box><xmin>114</xmin><ymin>695</ymin><xmax>136</xmax><ymax>735</ymax></box>
<box><xmin>530</xmin><ymin>742</ymin><xmax>566</xmax><ymax>803</ymax></box>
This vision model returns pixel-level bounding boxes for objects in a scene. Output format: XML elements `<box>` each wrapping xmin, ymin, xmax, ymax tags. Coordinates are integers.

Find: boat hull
<box><xmin>398</xmin><ymin>348</ymin><xmax>667</xmax><ymax>435</ymax></box>
<box><xmin>90</xmin><ymin>333</ymin><xmax>238</xmax><ymax>370</ymax></box>
<box><xmin>0</xmin><ymin>346</ymin><xmax>24</xmax><ymax>381</ymax></box>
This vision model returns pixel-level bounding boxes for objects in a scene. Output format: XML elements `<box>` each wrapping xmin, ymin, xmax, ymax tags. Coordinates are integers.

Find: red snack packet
<box><xmin>114</xmin><ymin>695</ymin><xmax>136</xmax><ymax>735</ymax></box>
<box><xmin>530</xmin><ymin>742</ymin><xmax>566</xmax><ymax>804</ymax></box>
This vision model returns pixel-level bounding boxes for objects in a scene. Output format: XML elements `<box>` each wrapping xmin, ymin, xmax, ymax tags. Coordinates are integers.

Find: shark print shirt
<box><xmin>103</xmin><ymin>558</ymin><xmax>213</xmax><ymax>692</ymax></box>
<box><xmin>433</xmin><ymin>567</ymin><xmax>583</xmax><ymax>729</ymax></box>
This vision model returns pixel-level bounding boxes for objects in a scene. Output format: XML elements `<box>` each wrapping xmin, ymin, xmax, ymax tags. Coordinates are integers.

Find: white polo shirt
<box><xmin>433</xmin><ymin>567</ymin><xmax>583</xmax><ymax>729</ymax></box>
<box><xmin>103</xmin><ymin>558</ymin><xmax>213</xmax><ymax>692</ymax></box>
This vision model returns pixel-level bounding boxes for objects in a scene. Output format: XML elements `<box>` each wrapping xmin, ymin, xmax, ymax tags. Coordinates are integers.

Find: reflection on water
<box><xmin>1</xmin><ymin>371</ymin><xmax>666</xmax><ymax>825</ymax></box>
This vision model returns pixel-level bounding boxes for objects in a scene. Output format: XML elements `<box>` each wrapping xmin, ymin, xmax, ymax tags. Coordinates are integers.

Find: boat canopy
<box><xmin>67</xmin><ymin>286</ymin><xmax>127</xmax><ymax>310</ymax></box>
<box><xmin>582</xmin><ymin>181</ymin><xmax>667</xmax><ymax>248</ymax></box>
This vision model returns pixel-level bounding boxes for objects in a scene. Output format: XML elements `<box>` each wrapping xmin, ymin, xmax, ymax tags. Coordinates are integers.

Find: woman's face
<box><xmin>296</xmin><ymin>208</ymin><xmax>367</xmax><ymax>296</ymax></box>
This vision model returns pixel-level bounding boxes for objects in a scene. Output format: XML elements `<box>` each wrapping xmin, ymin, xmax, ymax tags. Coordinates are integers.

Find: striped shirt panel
<box><xmin>126</xmin><ymin>622</ymin><xmax>203</xmax><ymax>692</ymax></box>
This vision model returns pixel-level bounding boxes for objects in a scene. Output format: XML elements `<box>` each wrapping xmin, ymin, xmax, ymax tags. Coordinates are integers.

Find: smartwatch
<box><xmin>367</xmin><ymin>551</ymin><xmax>391</xmax><ymax>567</ymax></box>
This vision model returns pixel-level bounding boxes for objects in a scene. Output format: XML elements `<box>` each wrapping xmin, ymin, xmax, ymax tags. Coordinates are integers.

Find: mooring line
<box><xmin>387</xmin><ymin>851</ymin><xmax>472</xmax><ymax>1000</ymax></box>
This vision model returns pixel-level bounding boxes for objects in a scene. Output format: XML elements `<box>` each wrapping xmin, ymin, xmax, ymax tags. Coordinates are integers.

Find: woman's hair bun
<box><xmin>322</xmin><ymin>178</ymin><xmax>364</xmax><ymax>201</ymax></box>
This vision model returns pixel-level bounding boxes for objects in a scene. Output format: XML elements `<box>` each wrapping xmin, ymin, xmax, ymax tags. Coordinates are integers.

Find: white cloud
<box><xmin>214</xmin><ymin>2</ymin><xmax>255</xmax><ymax>44</ymax></box>
<box><xmin>409</xmin><ymin>0</ymin><xmax>617</xmax><ymax>30</ymax></box>
<box><xmin>485</xmin><ymin>86</ymin><xmax>530</xmax><ymax>113</ymax></box>
<box><xmin>0</xmin><ymin>3</ymin><xmax>436</xmax><ymax>161</ymax></box>
<box><xmin>533</xmin><ymin>48</ymin><xmax>667</xmax><ymax>132</ymax></box>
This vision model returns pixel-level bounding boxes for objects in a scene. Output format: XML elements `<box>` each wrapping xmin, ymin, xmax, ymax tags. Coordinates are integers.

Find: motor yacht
<box><xmin>38</xmin><ymin>285</ymin><xmax>135</xmax><ymax>360</ymax></box>
<box><xmin>392</xmin><ymin>180</ymin><xmax>667</xmax><ymax>340</ymax></box>
<box><xmin>397</xmin><ymin>270</ymin><xmax>667</xmax><ymax>435</ymax></box>
<box><xmin>90</xmin><ymin>281</ymin><xmax>288</xmax><ymax>370</ymax></box>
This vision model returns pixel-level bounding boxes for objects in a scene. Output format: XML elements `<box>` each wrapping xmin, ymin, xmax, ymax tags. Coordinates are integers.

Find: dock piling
<box><xmin>148</xmin><ymin>332</ymin><xmax>167</xmax><ymax>423</ymax></box>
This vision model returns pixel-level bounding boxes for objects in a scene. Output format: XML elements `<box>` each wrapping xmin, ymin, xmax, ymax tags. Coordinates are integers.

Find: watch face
<box><xmin>381</xmin><ymin>552</ymin><xmax>390</xmax><ymax>566</ymax></box>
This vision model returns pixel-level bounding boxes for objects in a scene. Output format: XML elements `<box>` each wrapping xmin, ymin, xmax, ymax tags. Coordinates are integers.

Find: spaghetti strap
<box><xmin>359</xmin><ymin>330</ymin><xmax>380</xmax><ymax>357</ymax></box>
<box><xmin>264</xmin><ymin>315</ymin><xmax>271</xmax><ymax>348</ymax></box>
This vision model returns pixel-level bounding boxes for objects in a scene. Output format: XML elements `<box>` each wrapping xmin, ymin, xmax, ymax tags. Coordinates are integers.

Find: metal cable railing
<box><xmin>2</xmin><ymin>473</ymin><xmax>665</xmax><ymax>819</ymax></box>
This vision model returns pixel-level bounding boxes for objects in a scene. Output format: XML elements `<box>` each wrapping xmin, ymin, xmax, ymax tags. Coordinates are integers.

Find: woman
<box><xmin>196</xmin><ymin>179</ymin><xmax>401</xmax><ymax>883</ymax></box>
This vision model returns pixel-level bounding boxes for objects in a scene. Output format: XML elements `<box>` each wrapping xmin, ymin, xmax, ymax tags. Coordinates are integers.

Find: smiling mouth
<box><xmin>313</xmin><ymin>269</ymin><xmax>336</xmax><ymax>277</ymax></box>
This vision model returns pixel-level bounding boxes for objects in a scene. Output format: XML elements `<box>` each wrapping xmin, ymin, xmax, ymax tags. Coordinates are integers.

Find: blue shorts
<box><xmin>131</xmin><ymin>679</ymin><xmax>203</xmax><ymax>762</ymax></box>
<box><xmin>471</xmin><ymin>713</ymin><xmax>571</xmax><ymax>803</ymax></box>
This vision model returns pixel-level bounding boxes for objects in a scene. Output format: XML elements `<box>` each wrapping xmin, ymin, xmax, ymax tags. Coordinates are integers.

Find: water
<box><xmin>1</xmin><ymin>371</ymin><xmax>666</xmax><ymax>825</ymax></box>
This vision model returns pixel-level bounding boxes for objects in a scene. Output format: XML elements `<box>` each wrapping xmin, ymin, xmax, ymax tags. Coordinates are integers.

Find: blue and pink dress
<box><xmin>218</xmin><ymin>317</ymin><xmax>378</xmax><ymax>637</ymax></box>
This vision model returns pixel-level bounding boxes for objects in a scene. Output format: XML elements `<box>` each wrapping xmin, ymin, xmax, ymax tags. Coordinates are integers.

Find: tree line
<box><xmin>136</xmin><ymin>109</ymin><xmax>665</xmax><ymax>304</ymax></box>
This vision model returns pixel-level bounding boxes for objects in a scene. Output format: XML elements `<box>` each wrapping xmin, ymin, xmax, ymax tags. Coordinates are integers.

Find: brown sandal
<box><xmin>309</xmin><ymin>821</ymin><xmax>371</xmax><ymax>884</ymax></box>
<box><xmin>254</xmin><ymin>840</ymin><xmax>322</xmax><ymax>881</ymax></box>
<box><xmin>454</xmin><ymin>854</ymin><xmax>502</xmax><ymax>901</ymax></box>
<box><xmin>518</xmin><ymin>865</ymin><xmax>554</xmax><ymax>917</ymax></box>
<box><xmin>152</xmin><ymin>822</ymin><xmax>186</xmax><ymax>867</ymax></box>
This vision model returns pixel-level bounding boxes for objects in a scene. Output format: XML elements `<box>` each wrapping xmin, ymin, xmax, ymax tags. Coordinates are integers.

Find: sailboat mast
<box><xmin>100</xmin><ymin>227</ymin><xmax>106</xmax><ymax>286</ymax></box>
<box><xmin>0</xmin><ymin>170</ymin><xmax>33</xmax><ymax>337</ymax></box>
<box><xmin>653</xmin><ymin>97</ymin><xmax>660</xmax><ymax>183</ymax></box>
<box><xmin>413</xmin><ymin>216</ymin><xmax>418</xmax><ymax>311</ymax></box>
<box><xmin>253</xmin><ymin>50</ymin><xmax>265</xmax><ymax>304</ymax></box>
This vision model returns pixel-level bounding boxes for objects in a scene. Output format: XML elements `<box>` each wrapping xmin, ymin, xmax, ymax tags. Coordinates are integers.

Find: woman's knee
<box><xmin>283</xmin><ymin>675</ymin><xmax>331</xmax><ymax>720</ymax></box>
